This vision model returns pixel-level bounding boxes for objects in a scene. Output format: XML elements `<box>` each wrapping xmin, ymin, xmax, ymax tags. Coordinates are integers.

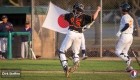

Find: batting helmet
<box><xmin>73</xmin><ymin>3</ymin><xmax>84</xmax><ymax>12</ymax></box>
<box><xmin>120</xmin><ymin>3</ymin><xmax>131</xmax><ymax>12</ymax></box>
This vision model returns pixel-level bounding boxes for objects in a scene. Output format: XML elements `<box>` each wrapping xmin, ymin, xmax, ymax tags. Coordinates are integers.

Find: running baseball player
<box><xmin>0</xmin><ymin>15</ymin><xmax>14</xmax><ymax>59</ymax></box>
<box><xmin>58</xmin><ymin>3</ymin><xmax>101</xmax><ymax>77</ymax></box>
<box><xmin>115</xmin><ymin>3</ymin><xmax>134</xmax><ymax>72</ymax></box>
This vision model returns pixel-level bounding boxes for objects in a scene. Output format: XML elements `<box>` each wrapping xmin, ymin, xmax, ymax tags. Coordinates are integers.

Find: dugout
<box><xmin>0</xmin><ymin>7</ymin><xmax>30</xmax><ymax>58</ymax></box>
<box><xmin>0</xmin><ymin>6</ymin><xmax>55</xmax><ymax>59</ymax></box>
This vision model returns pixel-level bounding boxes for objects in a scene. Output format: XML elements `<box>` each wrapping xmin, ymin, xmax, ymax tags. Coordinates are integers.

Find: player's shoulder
<box><xmin>123</xmin><ymin>14</ymin><xmax>133</xmax><ymax>20</ymax></box>
<box><xmin>7</xmin><ymin>22</ymin><xmax>13</xmax><ymax>26</ymax></box>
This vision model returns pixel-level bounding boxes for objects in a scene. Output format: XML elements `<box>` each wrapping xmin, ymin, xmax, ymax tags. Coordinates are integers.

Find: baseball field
<box><xmin>0</xmin><ymin>58</ymin><xmax>140</xmax><ymax>80</ymax></box>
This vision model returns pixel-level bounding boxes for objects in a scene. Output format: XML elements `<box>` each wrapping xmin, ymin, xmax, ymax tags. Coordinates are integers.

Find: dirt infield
<box><xmin>79</xmin><ymin>57</ymin><xmax>138</xmax><ymax>61</ymax></box>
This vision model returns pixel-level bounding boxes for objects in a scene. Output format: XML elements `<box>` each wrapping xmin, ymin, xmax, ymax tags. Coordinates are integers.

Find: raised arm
<box><xmin>93</xmin><ymin>6</ymin><xmax>101</xmax><ymax>20</ymax></box>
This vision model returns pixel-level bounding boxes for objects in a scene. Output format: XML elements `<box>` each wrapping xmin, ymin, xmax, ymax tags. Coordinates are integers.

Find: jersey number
<box><xmin>70</xmin><ymin>18</ymin><xmax>82</xmax><ymax>28</ymax></box>
<box><xmin>129</xmin><ymin>20</ymin><xmax>132</xmax><ymax>28</ymax></box>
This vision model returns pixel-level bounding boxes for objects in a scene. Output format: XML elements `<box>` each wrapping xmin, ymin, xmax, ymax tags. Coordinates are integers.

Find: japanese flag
<box><xmin>42</xmin><ymin>2</ymin><xmax>69</xmax><ymax>34</ymax></box>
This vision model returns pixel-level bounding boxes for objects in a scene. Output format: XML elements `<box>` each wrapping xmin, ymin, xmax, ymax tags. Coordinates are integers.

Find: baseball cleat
<box><xmin>70</xmin><ymin>61</ymin><xmax>80</xmax><ymax>73</ymax></box>
<box><xmin>82</xmin><ymin>56</ymin><xmax>88</xmax><ymax>60</ymax></box>
<box><xmin>126</xmin><ymin>66</ymin><xmax>133</xmax><ymax>72</ymax></box>
<box><xmin>126</xmin><ymin>59</ymin><xmax>132</xmax><ymax>69</ymax></box>
<box><xmin>64</xmin><ymin>66</ymin><xmax>71</xmax><ymax>77</ymax></box>
<box><xmin>126</xmin><ymin>59</ymin><xmax>133</xmax><ymax>72</ymax></box>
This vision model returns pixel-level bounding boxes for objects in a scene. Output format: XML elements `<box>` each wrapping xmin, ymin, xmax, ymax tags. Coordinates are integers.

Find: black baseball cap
<box><xmin>25</xmin><ymin>21</ymin><xmax>30</xmax><ymax>24</ymax></box>
<box><xmin>2</xmin><ymin>15</ymin><xmax>8</xmax><ymax>19</ymax></box>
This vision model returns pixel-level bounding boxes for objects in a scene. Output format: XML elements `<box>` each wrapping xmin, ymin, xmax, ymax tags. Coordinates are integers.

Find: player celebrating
<box><xmin>116</xmin><ymin>3</ymin><xmax>134</xmax><ymax>72</ymax></box>
<box><xmin>58</xmin><ymin>3</ymin><xmax>101</xmax><ymax>77</ymax></box>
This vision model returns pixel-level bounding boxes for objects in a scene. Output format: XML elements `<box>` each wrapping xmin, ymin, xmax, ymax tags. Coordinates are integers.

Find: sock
<box><xmin>82</xmin><ymin>50</ymin><xmax>85</xmax><ymax>58</ymax></box>
<box><xmin>119</xmin><ymin>53</ymin><xmax>129</xmax><ymax>61</ymax></box>
<box><xmin>60</xmin><ymin>53</ymin><xmax>68</xmax><ymax>67</ymax></box>
<box><xmin>73</xmin><ymin>54</ymin><xmax>79</xmax><ymax>63</ymax></box>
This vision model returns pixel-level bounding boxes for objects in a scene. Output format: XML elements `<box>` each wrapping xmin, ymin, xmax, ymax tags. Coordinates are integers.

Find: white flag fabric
<box><xmin>42</xmin><ymin>2</ymin><xmax>69</xmax><ymax>34</ymax></box>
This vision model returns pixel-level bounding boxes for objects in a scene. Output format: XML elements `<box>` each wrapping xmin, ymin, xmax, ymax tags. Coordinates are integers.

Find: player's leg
<box><xmin>122</xmin><ymin>35</ymin><xmax>133</xmax><ymax>71</ymax></box>
<box><xmin>25</xmin><ymin>42</ymin><xmax>28</xmax><ymax>58</ymax></box>
<box><xmin>115</xmin><ymin>35</ymin><xmax>133</xmax><ymax>71</ymax></box>
<box><xmin>71</xmin><ymin>33</ymin><xmax>82</xmax><ymax>72</ymax></box>
<box><xmin>116</xmin><ymin>41</ymin><xmax>128</xmax><ymax>61</ymax></box>
<box><xmin>58</xmin><ymin>31</ymin><xmax>74</xmax><ymax>77</ymax></box>
<box><xmin>1</xmin><ymin>38</ymin><xmax>7</xmax><ymax>59</ymax></box>
<box><xmin>81</xmin><ymin>33</ymin><xmax>87</xmax><ymax>60</ymax></box>
<box><xmin>21</xmin><ymin>42</ymin><xmax>25</xmax><ymax>58</ymax></box>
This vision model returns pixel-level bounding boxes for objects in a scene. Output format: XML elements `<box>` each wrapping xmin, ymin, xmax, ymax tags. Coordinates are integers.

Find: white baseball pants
<box><xmin>0</xmin><ymin>38</ymin><xmax>7</xmax><ymax>53</ymax></box>
<box><xmin>59</xmin><ymin>30</ymin><xmax>82</xmax><ymax>67</ymax></box>
<box><xmin>21</xmin><ymin>41</ymin><xmax>28</xmax><ymax>58</ymax></box>
<box><xmin>80</xmin><ymin>33</ymin><xmax>85</xmax><ymax>50</ymax></box>
<box><xmin>115</xmin><ymin>34</ymin><xmax>133</xmax><ymax>61</ymax></box>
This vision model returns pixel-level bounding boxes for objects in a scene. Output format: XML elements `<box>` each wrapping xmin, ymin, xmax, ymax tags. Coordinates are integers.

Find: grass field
<box><xmin>0</xmin><ymin>59</ymin><xmax>140</xmax><ymax>80</ymax></box>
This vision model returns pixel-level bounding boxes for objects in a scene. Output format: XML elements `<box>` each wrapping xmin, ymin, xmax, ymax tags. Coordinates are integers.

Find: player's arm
<box><xmin>93</xmin><ymin>6</ymin><xmax>101</xmax><ymax>20</ymax></box>
<box><xmin>120</xmin><ymin>23</ymin><xmax>129</xmax><ymax>32</ymax></box>
<box><xmin>116</xmin><ymin>23</ymin><xmax>129</xmax><ymax>37</ymax></box>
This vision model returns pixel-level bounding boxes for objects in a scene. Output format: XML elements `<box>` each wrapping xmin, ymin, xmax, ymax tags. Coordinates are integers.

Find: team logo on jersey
<box><xmin>130</xmin><ymin>70</ymin><xmax>138</xmax><ymax>78</ymax></box>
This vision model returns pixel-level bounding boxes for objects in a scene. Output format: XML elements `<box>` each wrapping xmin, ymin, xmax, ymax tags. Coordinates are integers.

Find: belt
<box><xmin>122</xmin><ymin>33</ymin><xmax>132</xmax><ymax>34</ymax></box>
<box><xmin>69</xmin><ymin>29</ymin><xmax>79</xmax><ymax>33</ymax></box>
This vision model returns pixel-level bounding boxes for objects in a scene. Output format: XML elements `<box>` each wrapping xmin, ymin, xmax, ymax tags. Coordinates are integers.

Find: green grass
<box><xmin>0</xmin><ymin>60</ymin><xmax>140</xmax><ymax>80</ymax></box>
<box><xmin>0</xmin><ymin>73</ymin><xmax>140</xmax><ymax>80</ymax></box>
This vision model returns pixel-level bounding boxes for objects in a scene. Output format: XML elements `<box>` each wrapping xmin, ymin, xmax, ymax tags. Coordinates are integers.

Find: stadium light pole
<box><xmin>100</xmin><ymin>0</ymin><xmax>103</xmax><ymax>57</ymax></box>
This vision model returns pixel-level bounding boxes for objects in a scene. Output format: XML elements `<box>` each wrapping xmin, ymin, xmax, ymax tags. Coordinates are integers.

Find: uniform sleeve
<box><xmin>81</xmin><ymin>14</ymin><xmax>94</xmax><ymax>26</ymax></box>
<box><xmin>64</xmin><ymin>13</ymin><xmax>70</xmax><ymax>21</ymax></box>
<box><xmin>85</xmin><ymin>14</ymin><xmax>94</xmax><ymax>23</ymax></box>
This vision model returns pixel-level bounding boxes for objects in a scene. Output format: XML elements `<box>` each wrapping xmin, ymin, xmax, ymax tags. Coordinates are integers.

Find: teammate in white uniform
<box><xmin>116</xmin><ymin>3</ymin><xmax>134</xmax><ymax>72</ymax></box>
<box><xmin>58</xmin><ymin>3</ymin><xmax>101</xmax><ymax>77</ymax></box>
<box><xmin>81</xmin><ymin>33</ymin><xmax>88</xmax><ymax>60</ymax></box>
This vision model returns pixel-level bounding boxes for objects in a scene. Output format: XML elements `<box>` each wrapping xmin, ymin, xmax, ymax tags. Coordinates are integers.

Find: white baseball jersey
<box><xmin>119</xmin><ymin>14</ymin><xmax>133</xmax><ymax>34</ymax></box>
<box><xmin>115</xmin><ymin>13</ymin><xmax>134</xmax><ymax>63</ymax></box>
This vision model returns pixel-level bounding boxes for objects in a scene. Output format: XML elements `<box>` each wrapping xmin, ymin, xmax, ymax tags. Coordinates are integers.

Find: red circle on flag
<box><xmin>58</xmin><ymin>15</ymin><xmax>69</xmax><ymax>28</ymax></box>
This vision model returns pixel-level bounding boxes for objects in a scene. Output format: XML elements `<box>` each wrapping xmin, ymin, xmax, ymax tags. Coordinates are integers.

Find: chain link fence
<box><xmin>32</xmin><ymin>0</ymin><xmax>140</xmax><ymax>58</ymax></box>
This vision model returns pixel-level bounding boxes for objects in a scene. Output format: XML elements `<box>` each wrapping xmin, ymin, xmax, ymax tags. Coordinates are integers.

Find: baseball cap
<box><xmin>2</xmin><ymin>15</ymin><xmax>8</xmax><ymax>19</ymax></box>
<box><xmin>25</xmin><ymin>21</ymin><xmax>30</xmax><ymax>24</ymax></box>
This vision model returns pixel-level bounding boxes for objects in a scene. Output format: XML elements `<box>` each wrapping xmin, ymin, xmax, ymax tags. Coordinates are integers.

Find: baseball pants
<box><xmin>59</xmin><ymin>30</ymin><xmax>82</xmax><ymax>67</ymax></box>
<box><xmin>21</xmin><ymin>41</ymin><xmax>28</xmax><ymax>58</ymax></box>
<box><xmin>115</xmin><ymin>34</ymin><xmax>133</xmax><ymax>61</ymax></box>
<box><xmin>80</xmin><ymin>33</ymin><xmax>85</xmax><ymax>50</ymax></box>
<box><xmin>0</xmin><ymin>38</ymin><xmax>7</xmax><ymax>53</ymax></box>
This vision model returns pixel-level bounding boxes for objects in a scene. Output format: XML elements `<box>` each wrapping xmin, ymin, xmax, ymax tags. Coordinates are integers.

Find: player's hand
<box><xmin>116</xmin><ymin>31</ymin><xmax>121</xmax><ymax>37</ymax></box>
<box><xmin>97</xmin><ymin>6</ymin><xmax>101</xmax><ymax>11</ymax></box>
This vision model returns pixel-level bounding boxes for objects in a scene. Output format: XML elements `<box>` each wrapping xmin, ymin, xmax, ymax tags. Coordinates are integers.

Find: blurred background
<box><xmin>0</xmin><ymin>0</ymin><xmax>140</xmax><ymax>58</ymax></box>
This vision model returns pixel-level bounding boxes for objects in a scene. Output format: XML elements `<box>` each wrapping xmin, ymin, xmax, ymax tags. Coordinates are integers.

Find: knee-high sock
<box><xmin>59</xmin><ymin>53</ymin><xmax>68</xmax><ymax>67</ymax></box>
<box><xmin>82</xmin><ymin>50</ymin><xmax>85</xmax><ymax>57</ymax></box>
<box><xmin>117</xmin><ymin>53</ymin><xmax>129</xmax><ymax>61</ymax></box>
<box><xmin>73</xmin><ymin>54</ymin><xmax>79</xmax><ymax>63</ymax></box>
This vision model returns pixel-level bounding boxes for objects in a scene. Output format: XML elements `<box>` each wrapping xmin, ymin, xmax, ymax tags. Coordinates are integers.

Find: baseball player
<box><xmin>81</xmin><ymin>33</ymin><xmax>88</xmax><ymax>60</ymax></box>
<box><xmin>0</xmin><ymin>15</ymin><xmax>14</xmax><ymax>59</ymax></box>
<box><xmin>81</xmin><ymin>20</ymin><xmax>95</xmax><ymax>60</ymax></box>
<box><xmin>58</xmin><ymin>3</ymin><xmax>101</xmax><ymax>77</ymax></box>
<box><xmin>21</xmin><ymin>21</ymin><xmax>32</xmax><ymax>58</ymax></box>
<box><xmin>115</xmin><ymin>3</ymin><xmax>134</xmax><ymax>72</ymax></box>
